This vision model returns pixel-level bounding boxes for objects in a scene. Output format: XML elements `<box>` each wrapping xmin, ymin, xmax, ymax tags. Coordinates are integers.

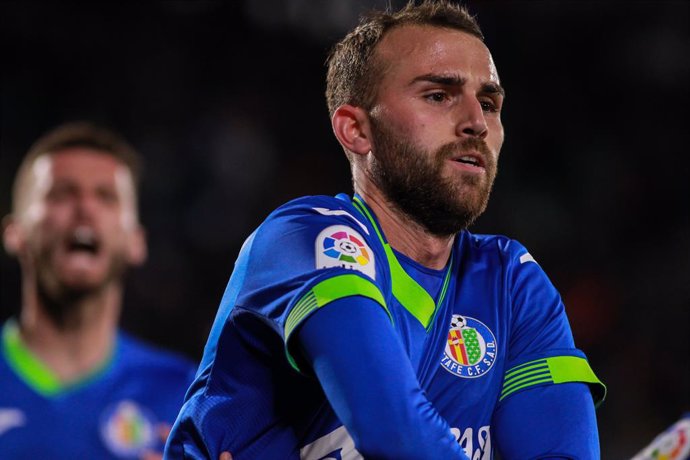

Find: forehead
<box><xmin>375</xmin><ymin>25</ymin><xmax>499</xmax><ymax>86</ymax></box>
<box><xmin>39</xmin><ymin>147</ymin><xmax>126</xmax><ymax>185</ymax></box>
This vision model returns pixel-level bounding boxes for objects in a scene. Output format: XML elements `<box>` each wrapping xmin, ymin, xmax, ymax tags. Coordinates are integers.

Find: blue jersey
<box><xmin>0</xmin><ymin>320</ymin><xmax>196</xmax><ymax>459</ymax></box>
<box><xmin>166</xmin><ymin>194</ymin><xmax>605</xmax><ymax>459</ymax></box>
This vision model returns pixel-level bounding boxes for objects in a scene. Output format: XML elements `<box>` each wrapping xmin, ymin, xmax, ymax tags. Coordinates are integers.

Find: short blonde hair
<box><xmin>325</xmin><ymin>0</ymin><xmax>483</xmax><ymax>117</ymax></box>
<box><xmin>11</xmin><ymin>121</ymin><xmax>143</xmax><ymax>215</ymax></box>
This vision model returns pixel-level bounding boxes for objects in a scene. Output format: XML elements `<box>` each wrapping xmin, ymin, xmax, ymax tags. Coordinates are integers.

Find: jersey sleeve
<box><xmin>498</xmin><ymin>241</ymin><xmax>606</xmax><ymax>406</ymax></box>
<box><xmin>298</xmin><ymin>296</ymin><xmax>469</xmax><ymax>459</ymax></box>
<box><xmin>232</xmin><ymin>197</ymin><xmax>391</xmax><ymax>371</ymax></box>
<box><xmin>493</xmin><ymin>382</ymin><xmax>600</xmax><ymax>459</ymax></box>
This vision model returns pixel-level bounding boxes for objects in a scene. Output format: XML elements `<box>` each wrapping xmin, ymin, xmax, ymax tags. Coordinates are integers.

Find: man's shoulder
<box><xmin>269</xmin><ymin>194</ymin><xmax>361</xmax><ymax>219</ymax></box>
<box><xmin>238</xmin><ymin>193</ymin><xmax>378</xmax><ymax>279</ymax></box>
<box><xmin>116</xmin><ymin>332</ymin><xmax>196</xmax><ymax>379</ymax></box>
<box><xmin>256</xmin><ymin>194</ymin><xmax>372</xmax><ymax>239</ymax></box>
<box><xmin>460</xmin><ymin>231</ymin><xmax>530</xmax><ymax>259</ymax></box>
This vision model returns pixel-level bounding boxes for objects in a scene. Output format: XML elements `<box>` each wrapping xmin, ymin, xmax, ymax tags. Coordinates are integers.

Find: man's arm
<box><xmin>297</xmin><ymin>296</ymin><xmax>469</xmax><ymax>460</ymax></box>
<box><xmin>493</xmin><ymin>382</ymin><xmax>599</xmax><ymax>459</ymax></box>
<box><xmin>494</xmin><ymin>242</ymin><xmax>605</xmax><ymax>459</ymax></box>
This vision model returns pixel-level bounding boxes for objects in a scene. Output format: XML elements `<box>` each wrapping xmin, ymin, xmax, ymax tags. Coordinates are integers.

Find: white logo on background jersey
<box><xmin>0</xmin><ymin>408</ymin><xmax>26</xmax><ymax>436</ymax></box>
<box><xmin>315</xmin><ymin>225</ymin><xmax>375</xmax><ymax>279</ymax></box>
<box><xmin>519</xmin><ymin>253</ymin><xmax>536</xmax><ymax>264</ymax></box>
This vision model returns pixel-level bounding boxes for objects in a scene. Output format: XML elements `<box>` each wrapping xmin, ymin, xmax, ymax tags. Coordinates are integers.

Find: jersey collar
<box><xmin>1</xmin><ymin>319</ymin><xmax>116</xmax><ymax>397</ymax></box>
<box><xmin>350</xmin><ymin>194</ymin><xmax>454</xmax><ymax>330</ymax></box>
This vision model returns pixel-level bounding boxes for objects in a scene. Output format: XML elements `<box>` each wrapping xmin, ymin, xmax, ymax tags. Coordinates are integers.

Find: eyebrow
<box><xmin>411</xmin><ymin>73</ymin><xmax>505</xmax><ymax>97</ymax></box>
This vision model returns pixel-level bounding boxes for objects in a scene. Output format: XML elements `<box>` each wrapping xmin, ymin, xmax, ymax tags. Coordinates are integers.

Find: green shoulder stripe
<box><xmin>2</xmin><ymin>320</ymin><xmax>116</xmax><ymax>397</ymax></box>
<box><xmin>500</xmin><ymin>355</ymin><xmax>607</xmax><ymax>407</ymax></box>
<box><xmin>284</xmin><ymin>274</ymin><xmax>388</xmax><ymax>371</ymax></box>
<box><xmin>2</xmin><ymin>320</ymin><xmax>63</xmax><ymax>396</ymax></box>
<box><xmin>383</xmin><ymin>243</ymin><xmax>439</xmax><ymax>328</ymax></box>
<box><xmin>352</xmin><ymin>195</ymin><xmax>452</xmax><ymax>329</ymax></box>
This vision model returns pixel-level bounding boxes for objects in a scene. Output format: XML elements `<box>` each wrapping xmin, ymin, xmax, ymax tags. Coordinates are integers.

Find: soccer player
<box><xmin>631</xmin><ymin>413</ymin><xmax>690</xmax><ymax>460</ymax></box>
<box><xmin>165</xmin><ymin>2</ymin><xmax>605</xmax><ymax>459</ymax></box>
<box><xmin>0</xmin><ymin>122</ymin><xmax>196</xmax><ymax>459</ymax></box>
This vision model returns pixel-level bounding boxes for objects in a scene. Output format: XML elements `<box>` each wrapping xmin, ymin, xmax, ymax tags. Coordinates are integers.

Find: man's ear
<box><xmin>2</xmin><ymin>215</ymin><xmax>23</xmax><ymax>256</ymax></box>
<box><xmin>331</xmin><ymin>104</ymin><xmax>373</xmax><ymax>156</ymax></box>
<box><xmin>126</xmin><ymin>225</ymin><xmax>147</xmax><ymax>267</ymax></box>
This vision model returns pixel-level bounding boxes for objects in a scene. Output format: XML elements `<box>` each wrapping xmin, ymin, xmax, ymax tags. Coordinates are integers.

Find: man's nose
<box><xmin>455</xmin><ymin>97</ymin><xmax>488</xmax><ymax>139</ymax></box>
<box><xmin>74</xmin><ymin>192</ymin><xmax>99</xmax><ymax>219</ymax></box>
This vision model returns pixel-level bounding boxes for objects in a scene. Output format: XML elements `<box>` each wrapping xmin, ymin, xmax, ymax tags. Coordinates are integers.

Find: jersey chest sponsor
<box><xmin>299</xmin><ymin>424</ymin><xmax>492</xmax><ymax>460</ymax></box>
<box><xmin>452</xmin><ymin>425</ymin><xmax>492</xmax><ymax>460</ymax></box>
<box><xmin>300</xmin><ymin>425</ymin><xmax>359</xmax><ymax>460</ymax></box>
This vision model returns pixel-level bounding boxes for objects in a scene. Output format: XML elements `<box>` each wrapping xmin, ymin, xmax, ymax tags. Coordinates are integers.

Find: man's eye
<box><xmin>425</xmin><ymin>92</ymin><xmax>448</xmax><ymax>103</ymax></box>
<box><xmin>480</xmin><ymin>100</ymin><xmax>499</xmax><ymax>113</ymax></box>
<box><xmin>98</xmin><ymin>189</ymin><xmax>119</xmax><ymax>205</ymax></box>
<box><xmin>46</xmin><ymin>185</ymin><xmax>74</xmax><ymax>202</ymax></box>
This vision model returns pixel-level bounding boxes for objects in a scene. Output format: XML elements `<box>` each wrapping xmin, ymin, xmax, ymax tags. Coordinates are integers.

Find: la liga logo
<box><xmin>441</xmin><ymin>314</ymin><xmax>497</xmax><ymax>378</ymax></box>
<box><xmin>315</xmin><ymin>225</ymin><xmax>375</xmax><ymax>279</ymax></box>
<box><xmin>322</xmin><ymin>230</ymin><xmax>370</xmax><ymax>266</ymax></box>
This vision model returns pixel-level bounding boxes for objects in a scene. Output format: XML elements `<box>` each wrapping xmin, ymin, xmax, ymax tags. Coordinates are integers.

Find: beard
<box><xmin>368</xmin><ymin>118</ymin><xmax>497</xmax><ymax>237</ymax></box>
<box><xmin>31</xmin><ymin>239</ymin><xmax>129</xmax><ymax>328</ymax></box>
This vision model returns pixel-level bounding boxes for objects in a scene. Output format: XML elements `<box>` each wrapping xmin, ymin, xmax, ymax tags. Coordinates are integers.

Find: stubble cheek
<box><xmin>490</xmin><ymin>118</ymin><xmax>505</xmax><ymax>156</ymax></box>
<box><xmin>28</xmin><ymin>220</ymin><xmax>61</xmax><ymax>262</ymax></box>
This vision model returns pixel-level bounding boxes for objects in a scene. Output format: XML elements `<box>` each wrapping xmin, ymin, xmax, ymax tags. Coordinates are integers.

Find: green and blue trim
<box><xmin>2</xmin><ymin>320</ymin><xmax>63</xmax><ymax>396</ymax></box>
<box><xmin>284</xmin><ymin>274</ymin><xmax>388</xmax><ymax>371</ymax></box>
<box><xmin>352</xmin><ymin>195</ymin><xmax>453</xmax><ymax>330</ymax></box>
<box><xmin>500</xmin><ymin>355</ymin><xmax>606</xmax><ymax>407</ymax></box>
<box><xmin>1</xmin><ymin>319</ymin><xmax>114</xmax><ymax>397</ymax></box>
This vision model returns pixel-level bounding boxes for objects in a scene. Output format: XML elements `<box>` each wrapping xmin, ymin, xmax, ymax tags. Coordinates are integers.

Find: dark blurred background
<box><xmin>1</xmin><ymin>1</ymin><xmax>688</xmax><ymax>458</ymax></box>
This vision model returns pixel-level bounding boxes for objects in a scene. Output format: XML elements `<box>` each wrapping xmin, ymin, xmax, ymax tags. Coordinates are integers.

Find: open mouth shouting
<box><xmin>67</xmin><ymin>226</ymin><xmax>101</xmax><ymax>255</ymax></box>
<box><xmin>58</xmin><ymin>226</ymin><xmax>105</xmax><ymax>275</ymax></box>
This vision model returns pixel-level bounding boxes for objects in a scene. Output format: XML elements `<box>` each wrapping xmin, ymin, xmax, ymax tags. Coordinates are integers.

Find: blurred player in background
<box><xmin>0</xmin><ymin>122</ymin><xmax>196</xmax><ymax>459</ymax></box>
<box><xmin>632</xmin><ymin>413</ymin><xmax>690</xmax><ymax>460</ymax></box>
<box><xmin>166</xmin><ymin>1</ymin><xmax>605</xmax><ymax>459</ymax></box>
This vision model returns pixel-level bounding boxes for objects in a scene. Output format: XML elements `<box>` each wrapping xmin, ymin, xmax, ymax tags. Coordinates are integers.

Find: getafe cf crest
<box><xmin>99</xmin><ymin>400</ymin><xmax>157</xmax><ymax>457</ymax></box>
<box><xmin>441</xmin><ymin>314</ymin><xmax>497</xmax><ymax>378</ymax></box>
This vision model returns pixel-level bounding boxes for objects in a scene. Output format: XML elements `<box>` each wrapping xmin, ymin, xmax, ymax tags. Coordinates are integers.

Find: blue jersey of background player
<box><xmin>166</xmin><ymin>2</ymin><xmax>605</xmax><ymax>459</ymax></box>
<box><xmin>1</xmin><ymin>122</ymin><xmax>196</xmax><ymax>459</ymax></box>
<box><xmin>0</xmin><ymin>324</ymin><xmax>195</xmax><ymax>459</ymax></box>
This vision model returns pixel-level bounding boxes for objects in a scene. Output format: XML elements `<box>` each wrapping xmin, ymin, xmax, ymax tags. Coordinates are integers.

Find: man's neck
<box><xmin>18</xmin><ymin>281</ymin><xmax>121</xmax><ymax>384</ymax></box>
<box><xmin>356</xmin><ymin>188</ymin><xmax>455</xmax><ymax>270</ymax></box>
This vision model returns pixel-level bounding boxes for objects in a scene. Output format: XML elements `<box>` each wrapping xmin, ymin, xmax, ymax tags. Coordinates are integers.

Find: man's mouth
<box><xmin>451</xmin><ymin>152</ymin><xmax>485</xmax><ymax>169</ymax></box>
<box><xmin>66</xmin><ymin>227</ymin><xmax>100</xmax><ymax>255</ymax></box>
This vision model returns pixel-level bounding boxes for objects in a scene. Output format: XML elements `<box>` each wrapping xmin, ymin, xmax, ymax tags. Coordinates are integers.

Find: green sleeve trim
<box><xmin>2</xmin><ymin>320</ymin><xmax>63</xmax><ymax>396</ymax></box>
<box><xmin>500</xmin><ymin>356</ymin><xmax>607</xmax><ymax>407</ymax></box>
<box><xmin>284</xmin><ymin>274</ymin><xmax>388</xmax><ymax>372</ymax></box>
